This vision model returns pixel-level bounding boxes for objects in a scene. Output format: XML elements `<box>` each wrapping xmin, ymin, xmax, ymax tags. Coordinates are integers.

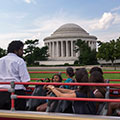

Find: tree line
<box><xmin>0</xmin><ymin>39</ymin><xmax>49</xmax><ymax>65</ymax></box>
<box><xmin>0</xmin><ymin>37</ymin><xmax>120</xmax><ymax>66</ymax></box>
<box><xmin>75</xmin><ymin>37</ymin><xmax>120</xmax><ymax>66</ymax></box>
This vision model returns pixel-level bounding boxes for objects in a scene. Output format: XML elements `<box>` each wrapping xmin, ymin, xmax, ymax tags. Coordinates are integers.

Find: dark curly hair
<box><xmin>89</xmin><ymin>71</ymin><xmax>105</xmax><ymax>97</ymax></box>
<box><xmin>66</xmin><ymin>67</ymin><xmax>74</xmax><ymax>77</ymax></box>
<box><xmin>89</xmin><ymin>71</ymin><xmax>104</xmax><ymax>83</ymax></box>
<box><xmin>52</xmin><ymin>74</ymin><xmax>62</xmax><ymax>82</ymax></box>
<box><xmin>7</xmin><ymin>40</ymin><xmax>24</xmax><ymax>53</ymax></box>
<box><xmin>90</xmin><ymin>67</ymin><xmax>103</xmax><ymax>75</ymax></box>
<box><xmin>75</xmin><ymin>68</ymin><xmax>90</xmax><ymax>95</ymax></box>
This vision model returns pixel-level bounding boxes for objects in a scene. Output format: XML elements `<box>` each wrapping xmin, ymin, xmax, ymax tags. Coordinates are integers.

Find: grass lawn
<box><xmin>29</xmin><ymin>69</ymin><xmax>120</xmax><ymax>83</ymax></box>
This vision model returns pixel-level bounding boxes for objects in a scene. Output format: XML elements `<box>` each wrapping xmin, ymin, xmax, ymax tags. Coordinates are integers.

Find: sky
<box><xmin>0</xmin><ymin>0</ymin><xmax>120</xmax><ymax>49</ymax></box>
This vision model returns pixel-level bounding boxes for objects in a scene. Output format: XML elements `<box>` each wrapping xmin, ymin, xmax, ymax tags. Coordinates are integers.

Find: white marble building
<box><xmin>40</xmin><ymin>23</ymin><xmax>97</xmax><ymax>65</ymax></box>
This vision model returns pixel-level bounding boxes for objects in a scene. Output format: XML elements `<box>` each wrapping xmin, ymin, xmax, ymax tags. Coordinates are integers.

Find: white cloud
<box><xmin>24</xmin><ymin>0</ymin><xmax>36</xmax><ymax>4</ymax></box>
<box><xmin>0</xmin><ymin>32</ymin><xmax>33</xmax><ymax>49</ymax></box>
<box><xmin>89</xmin><ymin>12</ymin><xmax>115</xmax><ymax>30</ymax></box>
<box><xmin>24</xmin><ymin>0</ymin><xmax>31</xmax><ymax>3</ymax></box>
<box><xmin>113</xmin><ymin>13</ymin><xmax>120</xmax><ymax>24</ymax></box>
<box><xmin>0</xmin><ymin>9</ymin><xmax>120</xmax><ymax>49</ymax></box>
<box><xmin>111</xmin><ymin>6</ymin><xmax>120</xmax><ymax>12</ymax></box>
<box><xmin>96</xmin><ymin>31</ymin><xmax>120</xmax><ymax>42</ymax></box>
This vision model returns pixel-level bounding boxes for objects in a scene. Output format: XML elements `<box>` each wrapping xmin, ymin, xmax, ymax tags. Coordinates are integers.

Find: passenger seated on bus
<box><xmin>106</xmin><ymin>83</ymin><xmax>120</xmax><ymax>116</ymax></box>
<box><xmin>107</xmin><ymin>102</ymin><xmax>120</xmax><ymax>116</ymax></box>
<box><xmin>89</xmin><ymin>71</ymin><xmax>106</xmax><ymax>113</ymax></box>
<box><xmin>51</xmin><ymin>73</ymin><xmax>62</xmax><ymax>85</ymax></box>
<box><xmin>45</xmin><ymin>68</ymin><xmax>75</xmax><ymax>113</ymax></box>
<box><xmin>89</xmin><ymin>66</ymin><xmax>105</xmax><ymax>98</ymax></box>
<box><xmin>89</xmin><ymin>71</ymin><xmax>105</xmax><ymax>98</ymax></box>
<box><xmin>26</xmin><ymin>78</ymin><xmax>50</xmax><ymax>111</ymax></box>
<box><xmin>46</xmin><ymin>68</ymin><xmax>97</xmax><ymax>115</ymax></box>
<box><xmin>63</xmin><ymin>67</ymin><xmax>75</xmax><ymax>89</ymax></box>
<box><xmin>36</xmin><ymin>73</ymin><xmax>62</xmax><ymax>112</ymax></box>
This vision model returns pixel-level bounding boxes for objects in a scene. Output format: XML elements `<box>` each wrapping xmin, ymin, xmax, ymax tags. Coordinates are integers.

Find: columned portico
<box><xmin>47</xmin><ymin>41</ymin><xmax>78</xmax><ymax>59</ymax></box>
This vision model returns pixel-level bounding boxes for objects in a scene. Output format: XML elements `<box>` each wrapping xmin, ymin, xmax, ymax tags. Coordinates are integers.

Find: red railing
<box><xmin>29</xmin><ymin>71</ymin><xmax>66</xmax><ymax>74</ymax></box>
<box><xmin>29</xmin><ymin>71</ymin><xmax>120</xmax><ymax>74</ymax></box>
<box><xmin>16</xmin><ymin>96</ymin><xmax>120</xmax><ymax>102</ymax></box>
<box><xmin>0</xmin><ymin>82</ymin><xmax>119</xmax><ymax>87</ymax></box>
<box><xmin>0</xmin><ymin>89</ymin><xmax>8</xmax><ymax>92</ymax></box>
<box><xmin>30</xmin><ymin>78</ymin><xmax>120</xmax><ymax>82</ymax></box>
<box><xmin>0</xmin><ymin>81</ymin><xmax>120</xmax><ymax>110</ymax></box>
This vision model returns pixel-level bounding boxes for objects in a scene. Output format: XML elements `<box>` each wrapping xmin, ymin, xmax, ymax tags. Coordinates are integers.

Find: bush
<box><xmin>74</xmin><ymin>60</ymin><xmax>79</xmax><ymax>65</ymax></box>
<box><xmin>64</xmin><ymin>63</ymin><xmax>69</xmax><ymax>66</ymax></box>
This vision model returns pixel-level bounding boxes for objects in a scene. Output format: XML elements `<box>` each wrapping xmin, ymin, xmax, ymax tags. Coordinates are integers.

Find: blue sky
<box><xmin>0</xmin><ymin>0</ymin><xmax>120</xmax><ymax>49</ymax></box>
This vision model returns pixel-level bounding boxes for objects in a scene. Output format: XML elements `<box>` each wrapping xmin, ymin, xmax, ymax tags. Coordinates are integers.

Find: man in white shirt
<box><xmin>0</xmin><ymin>40</ymin><xmax>30</xmax><ymax>110</ymax></box>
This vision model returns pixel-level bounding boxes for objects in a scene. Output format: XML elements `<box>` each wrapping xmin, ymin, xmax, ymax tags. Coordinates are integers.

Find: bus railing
<box><xmin>29</xmin><ymin>71</ymin><xmax>120</xmax><ymax>74</ymax></box>
<box><xmin>0</xmin><ymin>81</ymin><xmax>120</xmax><ymax>111</ymax></box>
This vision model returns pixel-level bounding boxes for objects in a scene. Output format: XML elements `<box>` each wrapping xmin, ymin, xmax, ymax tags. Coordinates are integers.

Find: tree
<box><xmin>24</xmin><ymin>39</ymin><xmax>39</xmax><ymax>55</ymax></box>
<box><xmin>24</xmin><ymin>39</ymin><xmax>48</xmax><ymax>65</ymax></box>
<box><xmin>75</xmin><ymin>39</ymin><xmax>97</xmax><ymax>65</ymax></box>
<box><xmin>33</xmin><ymin>46</ymin><xmax>49</xmax><ymax>61</ymax></box>
<box><xmin>0</xmin><ymin>48</ymin><xmax>6</xmax><ymax>58</ymax></box>
<box><xmin>97</xmin><ymin>37</ymin><xmax>120</xmax><ymax>67</ymax></box>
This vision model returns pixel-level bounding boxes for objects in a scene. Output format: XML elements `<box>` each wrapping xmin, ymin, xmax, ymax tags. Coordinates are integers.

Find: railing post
<box><xmin>8</xmin><ymin>81</ymin><xmax>15</xmax><ymax>111</ymax></box>
<box><xmin>103</xmin><ymin>79</ymin><xmax>110</xmax><ymax>115</ymax></box>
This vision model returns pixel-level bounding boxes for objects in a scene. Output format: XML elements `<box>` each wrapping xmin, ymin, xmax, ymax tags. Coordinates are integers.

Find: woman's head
<box><xmin>89</xmin><ymin>71</ymin><xmax>104</xmax><ymax>83</ymax></box>
<box><xmin>52</xmin><ymin>74</ymin><xmax>62</xmax><ymax>82</ymax></box>
<box><xmin>75</xmin><ymin>68</ymin><xmax>89</xmax><ymax>95</ymax></box>
<box><xmin>75</xmin><ymin>68</ymin><xmax>88</xmax><ymax>83</ymax></box>
<box><xmin>90</xmin><ymin>67</ymin><xmax>103</xmax><ymax>75</ymax></box>
<box><xmin>89</xmin><ymin>71</ymin><xmax>105</xmax><ymax>97</ymax></box>
<box><xmin>66</xmin><ymin>67</ymin><xmax>74</xmax><ymax>78</ymax></box>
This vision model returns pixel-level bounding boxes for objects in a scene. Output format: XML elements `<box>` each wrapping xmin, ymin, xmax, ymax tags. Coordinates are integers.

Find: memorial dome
<box><xmin>44</xmin><ymin>23</ymin><xmax>96</xmax><ymax>40</ymax></box>
<box><xmin>53</xmin><ymin>23</ymin><xmax>89</xmax><ymax>36</ymax></box>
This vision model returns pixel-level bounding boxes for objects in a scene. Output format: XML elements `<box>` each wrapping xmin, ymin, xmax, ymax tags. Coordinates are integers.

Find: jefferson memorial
<box><xmin>40</xmin><ymin>23</ymin><xmax>97</xmax><ymax>65</ymax></box>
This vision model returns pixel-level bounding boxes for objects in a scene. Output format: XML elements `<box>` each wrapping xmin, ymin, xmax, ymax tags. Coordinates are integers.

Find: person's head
<box><xmin>89</xmin><ymin>71</ymin><xmax>105</xmax><ymax>97</ymax></box>
<box><xmin>66</xmin><ymin>67</ymin><xmax>74</xmax><ymax>78</ymax></box>
<box><xmin>75</xmin><ymin>68</ymin><xmax>88</xmax><ymax>83</ymax></box>
<box><xmin>90</xmin><ymin>67</ymin><xmax>103</xmax><ymax>75</ymax></box>
<box><xmin>7</xmin><ymin>40</ymin><xmax>24</xmax><ymax>57</ymax></box>
<box><xmin>52</xmin><ymin>74</ymin><xmax>62</xmax><ymax>82</ymax></box>
<box><xmin>75</xmin><ymin>68</ymin><xmax>90</xmax><ymax>95</ymax></box>
<box><xmin>89</xmin><ymin>71</ymin><xmax>104</xmax><ymax>83</ymax></box>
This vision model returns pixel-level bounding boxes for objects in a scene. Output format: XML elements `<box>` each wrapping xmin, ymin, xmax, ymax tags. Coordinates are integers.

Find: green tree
<box><xmin>97</xmin><ymin>37</ymin><xmax>120</xmax><ymax>67</ymax></box>
<box><xmin>0</xmin><ymin>47</ymin><xmax>6</xmax><ymax>58</ymax></box>
<box><xmin>75</xmin><ymin>39</ymin><xmax>97</xmax><ymax>65</ymax></box>
<box><xmin>24</xmin><ymin>39</ymin><xmax>39</xmax><ymax>55</ymax></box>
<box><xmin>33</xmin><ymin>46</ymin><xmax>49</xmax><ymax>61</ymax></box>
<box><xmin>24</xmin><ymin>39</ymin><xmax>48</xmax><ymax>65</ymax></box>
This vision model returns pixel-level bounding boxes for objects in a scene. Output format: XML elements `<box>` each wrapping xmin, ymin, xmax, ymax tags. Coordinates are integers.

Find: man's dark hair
<box><xmin>7</xmin><ymin>40</ymin><xmax>24</xmax><ymax>53</ymax></box>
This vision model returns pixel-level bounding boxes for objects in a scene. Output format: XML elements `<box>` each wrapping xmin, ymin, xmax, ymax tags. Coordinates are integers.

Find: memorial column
<box><xmin>61</xmin><ymin>41</ymin><xmax>64</xmax><ymax>57</ymax></box>
<box><xmin>66</xmin><ymin>41</ymin><xmax>69</xmax><ymax>57</ymax></box>
<box><xmin>71</xmin><ymin>41</ymin><xmax>73</xmax><ymax>57</ymax></box>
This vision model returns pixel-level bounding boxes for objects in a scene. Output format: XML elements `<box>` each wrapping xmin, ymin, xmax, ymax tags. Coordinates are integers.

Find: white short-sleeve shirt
<box><xmin>0</xmin><ymin>53</ymin><xmax>30</xmax><ymax>90</ymax></box>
